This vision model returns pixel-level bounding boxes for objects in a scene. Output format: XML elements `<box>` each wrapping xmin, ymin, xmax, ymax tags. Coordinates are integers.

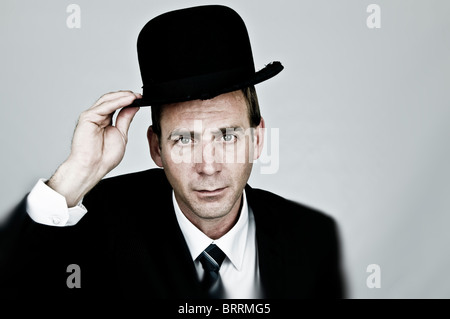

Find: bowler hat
<box><xmin>132</xmin><ymin>5</ymin><xmax>283</xmax><ymax>106</ymax></box>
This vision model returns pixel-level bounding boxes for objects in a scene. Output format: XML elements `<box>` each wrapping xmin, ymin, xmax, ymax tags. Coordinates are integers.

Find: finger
<box><xmin>115</xmin><ymin>106</ymin><xmax>140</xmax><ymax>141</ymax></box>
<box><xmin>92</xmin><ymin>90</ymin><xmax>139</xmax><ymax>108</ymax></box>
<box><xmin>92</xmin><ymin>90</ymin><xmax>141</xmax><ymax>108</ymax></box>
<box><xmin>93</xmin><ymin>94</ymin><xmax>141</xmax><ymax>116</ymax></box>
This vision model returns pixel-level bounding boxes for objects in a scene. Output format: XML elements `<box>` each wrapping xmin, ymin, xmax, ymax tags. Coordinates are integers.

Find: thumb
<box><xmin>115</xmin><ymin>106</ymin><xmax>140</xmax><ymax>142</ymax></box>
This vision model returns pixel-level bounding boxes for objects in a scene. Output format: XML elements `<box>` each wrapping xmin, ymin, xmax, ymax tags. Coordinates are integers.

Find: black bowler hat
<box><xmin>132</xmin><ymin>5</ymin><xmax>283</xmax><ymax>106</ymax></box>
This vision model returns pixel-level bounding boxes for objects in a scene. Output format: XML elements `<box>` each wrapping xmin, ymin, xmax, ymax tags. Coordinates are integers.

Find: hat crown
<box><xmin>137</xmin><ymin>5</ymin><xmax>254</xmax><ymax>84</ymax></box>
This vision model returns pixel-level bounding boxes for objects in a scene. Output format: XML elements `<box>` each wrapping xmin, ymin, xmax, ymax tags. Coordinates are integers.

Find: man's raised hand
<box><xmin>47</xmin><ymin>91</ymin><xmax>141</xmax><ymax>207</ymax></box>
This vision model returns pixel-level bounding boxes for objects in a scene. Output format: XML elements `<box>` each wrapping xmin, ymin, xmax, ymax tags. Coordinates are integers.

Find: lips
<box><xmin>195</xmin><ymin>187</ymin><xmax>227</xmax><ymax>196</ymax></box>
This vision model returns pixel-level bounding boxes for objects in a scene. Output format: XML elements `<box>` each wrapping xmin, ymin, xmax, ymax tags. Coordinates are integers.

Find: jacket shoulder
<box><xmin>246</xmin><ymin>186</ymin><xmax>336</xmax><ymax>228</ymax></box>
<box><xmin>96</xmin><ymin>168</ymin><xmax>167</xmax><ymax>189</ymax></box>
<box><xmin>85</xmin><ymin>168</ymin><xmax>169</xmax><ymax>198</ymax></box>
<box><xmin>82</xmin><ymin>168</ymin><xmax>171</xmax><ymax>221</ymax></box>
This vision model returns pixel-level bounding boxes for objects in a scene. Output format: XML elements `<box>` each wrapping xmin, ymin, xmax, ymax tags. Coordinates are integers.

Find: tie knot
<box><xmin>198</xmin><ymin>244</ymin><xmax>226</xmax><ymax>271</ymax></box>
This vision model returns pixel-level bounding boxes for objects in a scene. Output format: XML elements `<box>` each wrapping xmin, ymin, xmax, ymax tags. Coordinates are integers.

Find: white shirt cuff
<box><xmin>26</xmin><ymin>178</ymin><xmax>88</xmax><ymax>227</ymax></box>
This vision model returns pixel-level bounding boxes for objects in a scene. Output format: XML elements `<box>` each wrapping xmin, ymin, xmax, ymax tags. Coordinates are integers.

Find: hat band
<box><xmin>142</xmin><ymin>66</ymin><xmax>255</xmax><ymax>104</ymax></box>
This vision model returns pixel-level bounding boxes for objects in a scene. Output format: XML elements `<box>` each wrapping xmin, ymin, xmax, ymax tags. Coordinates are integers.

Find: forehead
<box><xmin>160</xmin><ymin>90</ymin><xmax>249</xmax><ymax>130</ymax></box>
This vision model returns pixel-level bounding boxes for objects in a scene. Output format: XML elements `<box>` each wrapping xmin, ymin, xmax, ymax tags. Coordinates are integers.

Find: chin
<box><xmin>193</xmin><ymin>203</ymin><xmax>229</xmax><ymax>219</ymax></box>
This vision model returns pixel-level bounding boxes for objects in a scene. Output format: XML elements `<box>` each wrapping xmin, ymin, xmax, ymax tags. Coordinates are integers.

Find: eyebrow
<box><xmin>168</xmin><ymin>126</ymin><xmax>245</xmax><ymax>140</ymax></box>
<box><xmin>212</xmin><ymin>126</ymin><xmax>245</xmax><ymax>135</ymax></box>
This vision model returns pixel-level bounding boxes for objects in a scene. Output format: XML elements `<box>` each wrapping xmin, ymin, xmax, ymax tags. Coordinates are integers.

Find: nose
<box><xmin>195</xmin><ymin>140</ymin><xmax>222</xmax><ymax>176</ymax></box>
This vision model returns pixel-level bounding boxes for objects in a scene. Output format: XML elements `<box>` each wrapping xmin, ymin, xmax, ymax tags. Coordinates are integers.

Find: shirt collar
<box><xmin>172</xmin><ymin>189</ymin><xmax>249</xmax><ymax>271</ymax></box>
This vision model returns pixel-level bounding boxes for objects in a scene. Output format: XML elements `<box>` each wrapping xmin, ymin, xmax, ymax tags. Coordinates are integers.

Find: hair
<box><xmin>150</xmin><ymin>86</ymin><xmax>261</xmax><ymax>140</ymax></box>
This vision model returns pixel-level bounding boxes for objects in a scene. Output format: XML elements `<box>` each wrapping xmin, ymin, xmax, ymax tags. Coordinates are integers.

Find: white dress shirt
<box><xmin>26</xmin><ymin>179</ymin><xmax>262</xmax><ymax>298</ymax></box>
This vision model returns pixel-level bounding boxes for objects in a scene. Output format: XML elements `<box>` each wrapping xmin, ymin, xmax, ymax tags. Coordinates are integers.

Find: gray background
<box><xmin>1</xmin><ymin>0</ymin><xmax>449</xmax><ymax>298</ymax></box>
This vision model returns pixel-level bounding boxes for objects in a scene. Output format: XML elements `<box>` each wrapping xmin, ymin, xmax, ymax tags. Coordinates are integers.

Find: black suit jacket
<box><xmin>0</xmin><ymin>168</ymin><xmax>345</xmax><ymax>299</ymax></box>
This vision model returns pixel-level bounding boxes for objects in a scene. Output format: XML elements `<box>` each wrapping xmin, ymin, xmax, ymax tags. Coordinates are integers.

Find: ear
<box><xmin>253</xmin><ymin>117</ymin><xmax>265</xmax><ymax>161</ymax></box>
<box><xmin>147</xmin><ymin>126</ymin><xmax>163</xmax><ymax>167</ymax></box>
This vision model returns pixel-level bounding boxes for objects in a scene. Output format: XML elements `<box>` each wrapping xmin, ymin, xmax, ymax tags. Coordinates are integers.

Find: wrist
<box><xmin>47</xmin><ymin>159</ymin><xmax>101</xmax><ymax>207</ymax></box>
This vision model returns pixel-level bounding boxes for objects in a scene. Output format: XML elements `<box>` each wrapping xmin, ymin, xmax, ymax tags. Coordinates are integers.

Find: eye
<box><xmin>222</xmin><ymin>134</ymin><xmax>236</xmax><ymax>142</ymax></box>
<box><xmin>178</xmin><ymin>136</ymin><xmax>192</xmax><ymax>145</ymax></box>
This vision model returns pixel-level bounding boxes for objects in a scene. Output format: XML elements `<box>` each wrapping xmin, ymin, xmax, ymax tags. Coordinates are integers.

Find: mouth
<box><xmin>194</xmin><ymin>187</ymin><xmax>227</xmax><ymax>197</ymax></box>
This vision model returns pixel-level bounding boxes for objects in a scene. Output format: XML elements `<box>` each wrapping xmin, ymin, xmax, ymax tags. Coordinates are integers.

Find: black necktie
<box><xmin>197</xmin><ymin>243</ymin><xmax>226</xmax><ymax>298</ymax></box>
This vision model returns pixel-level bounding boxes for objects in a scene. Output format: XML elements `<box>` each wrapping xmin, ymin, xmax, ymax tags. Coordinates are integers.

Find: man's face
<box><xmin>148</xmin><ymin>90</ymin><xmax>264</xmax><ymax>223</ymax></box>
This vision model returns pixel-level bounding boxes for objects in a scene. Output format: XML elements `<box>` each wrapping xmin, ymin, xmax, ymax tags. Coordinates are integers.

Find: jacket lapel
<box><xmin>245</xmin><ymin>185</ymin><xmax>286</xmax><ymax>298</ymax></box>
<box><xmin>156</xmin><ymin>192</ymin><xmax>205</xmax><ymax>298</ymax></box>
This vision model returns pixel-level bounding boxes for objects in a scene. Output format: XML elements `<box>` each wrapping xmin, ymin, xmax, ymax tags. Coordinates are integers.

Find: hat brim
<box><xmin>128</xmin><ymin>61</ymin><xmax>283</xmax><ymax>108</ymax></box>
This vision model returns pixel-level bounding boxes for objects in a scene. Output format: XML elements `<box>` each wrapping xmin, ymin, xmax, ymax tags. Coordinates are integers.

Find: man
<box><xmin>0</xmin><ymin>5</ymin><xmax>344</xmax><ymax>299</ymax></box>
